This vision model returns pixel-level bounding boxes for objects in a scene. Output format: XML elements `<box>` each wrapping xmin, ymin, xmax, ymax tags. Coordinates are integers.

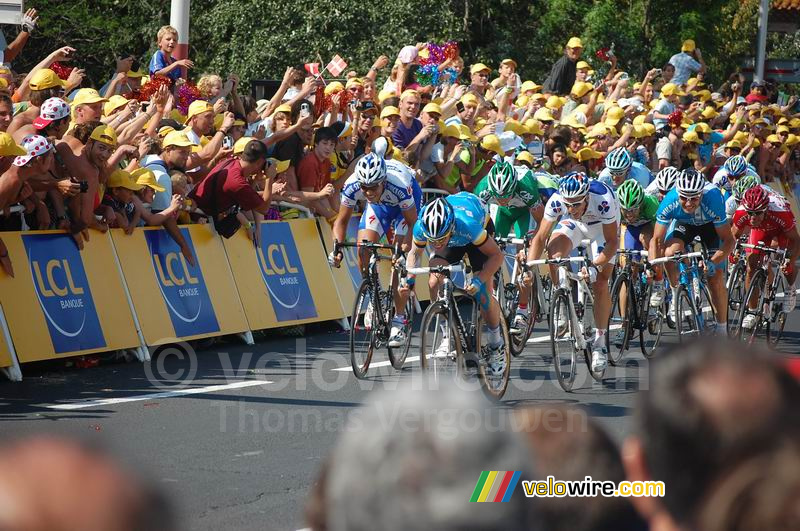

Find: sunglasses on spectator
<box><xmin>678</xmin><ymin>194</ymin><xmax>701</xmax><ymax>203</ymax></box>
<box><xmin>475</xmin><ymin>72</ymin><xmax>489</xmax><ymax>78</ymax></box>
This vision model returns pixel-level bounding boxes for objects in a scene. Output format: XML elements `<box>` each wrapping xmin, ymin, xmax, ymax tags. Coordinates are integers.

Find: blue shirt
<box><xmin>656</xmin><ymin>183</ymin><xmax>727</xmax><ymax>227</ymax></box>
<box><xmin>598</xmin><ymin>161</ymin><xmax>653</xmax><ymax>191</ymax></box>
<box><xmin>392</xmin><ymin>118</ymin><xmax>423</xmax><ymax>149</ymax></box>
<box><xmin>668</xmin><ymin>52</ymin><xmax>701</xmax><ymax>85</ymax></box>
<box><xmin>149</xmin><ymin>50</ymin><xmax>181</xmax><ymax>82</ymax></box>
<box><xmin>688</xmin><ymin>127</ymin><xmax>724</xmax><ymax>166</ymax></box>
<box><xmin>413</xmin><ymin>192</ymin><xmax>488</xmax><ymax>247</ymax></box>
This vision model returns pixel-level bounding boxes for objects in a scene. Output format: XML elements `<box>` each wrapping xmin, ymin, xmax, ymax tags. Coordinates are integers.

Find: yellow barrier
<box><xmin>223</xmin><ymin>219</ymin><xmax>345</xmax><ymax>330</ymax></box>
<box><xmin>0</xmin><ymin>231</ymin><xmax>141</xmax><ymax>363</ymax></box>
<box><xmin>111</xmin><ymin>225</ymin><xmax>248</xmax><ymax>345</ymax></box>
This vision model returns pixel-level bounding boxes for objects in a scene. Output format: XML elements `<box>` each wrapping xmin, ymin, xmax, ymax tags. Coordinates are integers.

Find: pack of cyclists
<box><xmin>329</xmin><ymin>140</ymin><xmax>800</xmax><ymax>381</ymax></box>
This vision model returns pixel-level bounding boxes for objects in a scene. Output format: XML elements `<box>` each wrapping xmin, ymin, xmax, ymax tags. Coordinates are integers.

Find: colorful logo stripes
<box><xmin>470</xmin><ymin>471</ymin><xmax>521</xmax><ymax>502</ymax></box>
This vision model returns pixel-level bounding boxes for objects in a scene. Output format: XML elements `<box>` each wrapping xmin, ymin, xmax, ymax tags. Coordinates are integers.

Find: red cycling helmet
<box><xmin>742</xmin><ymin>186</ymin><xmax>770</xmax><ymax>212</ymax></box>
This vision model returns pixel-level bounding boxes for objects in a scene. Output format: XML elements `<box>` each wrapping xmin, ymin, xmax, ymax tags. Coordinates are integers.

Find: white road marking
<box><xmin>44</xmin><ymin>380</ymin><xmax>273</xmax><ymax>410</ymax></box>
<box><xmin>332</xmin><ymin>356</ymin><xmax>421</xmax><ymax>371</ymax></box>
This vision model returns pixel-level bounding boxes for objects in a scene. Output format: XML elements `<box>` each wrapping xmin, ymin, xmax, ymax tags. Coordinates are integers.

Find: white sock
<box><xmin>488</xmin><ymin>325</ymin><xmax>502</xmax><ymax>347</ymax></box>
<box><xmin>594</xmin><ymin>328</ymin><xmax>607</xmax><ymax>343</ymax></box>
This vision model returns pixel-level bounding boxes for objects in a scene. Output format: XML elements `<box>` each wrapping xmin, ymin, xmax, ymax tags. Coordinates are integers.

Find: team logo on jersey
<box><xmin>598</xmin><ymin>201</ymin><xmax>610</xmax><ymax>214</ymax></box>
<box><xmin>559</xmin><ymin>220</ymin><xmax>576</xmax><ymax>230</ymax></box>
<box><xmin>551</xmin><ymin>200</ymin><xmax>562</xmax><ymax>214</ymax></box>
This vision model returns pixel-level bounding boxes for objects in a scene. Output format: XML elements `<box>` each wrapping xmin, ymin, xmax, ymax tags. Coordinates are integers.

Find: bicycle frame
<box><xmin>651</xmin><ymin>250</ymin><xmax>707</xmax><ymax>330</ymax></box>
<box><xmin>529</xmin><ymin>255</ymin><xmax>591</xmax><ymax>348</ymax></box>
<box><xmin>408</xmin><ymin>264</ymin><xmax>473</xmax><ymax>354</ymax></box>
<box><xmin>742</xmin><ymin>242</ymin><xmax>787</xmax><ymax>324</ymax></box>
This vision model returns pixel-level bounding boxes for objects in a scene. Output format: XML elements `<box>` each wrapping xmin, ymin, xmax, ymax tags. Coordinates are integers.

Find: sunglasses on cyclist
<box><xmin>428</xmin><ymin>232</ymin><xmax>452</xmax><ymax>246</ymax></box>
<box><xmin>678</xmin><ymin>194</ymin><xmax>701</xmax><ymax>203</ymax></box>
<box><xmin>361</xmin><ymin>183</ymin><xmax>382</xmax><ymax>192</ymax></box>
<box><xmin>563</xmin><ymin>199</ymin><xmax>586</xmax><ymax>209</ymax></box>
<box><xmin>622</xmin><ymin>207</ymin><xmax>640</xmax><ymax>216</ymax></box>
<box><xmin>745</xmin><ymin>209</ymin><xmax>767</xmax><ymax>217</ymax></box>
<box><xmin>609</xmin><ymin>169</ymin><xmax>627</xmax><ymax>176</ymax></box>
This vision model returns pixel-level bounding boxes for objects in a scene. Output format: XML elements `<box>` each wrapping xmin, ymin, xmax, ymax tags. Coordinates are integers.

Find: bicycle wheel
<box><xmin>699</xmin><ymin>283</ymin><xmax>718</xmax><ymax>333</ymax></box>
<box><xmin>550</xmin><ymin>289</ymin><xmax>577</xmax><ymax>392</ymax></box>
<box><xmin>350</xmin><ymin>281</ymin><xmax>376</xmax><ymax>379</ymax></box>
<box><xmin>737</xmin><ymin>270</ymin><xmax>768</xmax><ymax>345</ymax></box>
<box><xmin>767</xmin><ymin>272</ymin><xmax>789</xmax><ymax>346</ymax></box>
<box><xmin>607</xmin><ymin>273</ymin><xmax>632</xmax><ymax>366</ymax></box>
<box><xmin>508</xmin><ymin>280</ymin><xmax>535</xmax><ymax>357</ymax></box>
<box><xmin>727</xmin><ymin>262</ymin><xmax>746</xmax><ymax>318</ymax></box>
<box><xmin>388</xmin><ymin>297</ymin><xmax>414</xmax><ymax>370</ymax></box>
<box><xmin>676</xmin><ymin>285</ymin><xmax>699</xmax><ymax>343</ymax></box>
<box><xmin>639</xmin><ymin>280</ymin><xmax>663</xmax><ymax>358</ymax></box>
<box><xmin>477</xmin><ymin>314</ymin><xmax>512</xmax><ymax>401</ymax></box>
<box><xmin>419</xmin><ymin>300</ymin><xmax>464</xmax><ymax>382</ymax></box>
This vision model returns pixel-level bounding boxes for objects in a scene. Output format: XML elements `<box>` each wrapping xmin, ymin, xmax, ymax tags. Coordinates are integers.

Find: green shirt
<box><xmin>625</xmin><ymin>194</ymin><xmax>659</xmax><ymax>227</ymax></box>
<box><xmin>474</xmin><ymin>167</ymin><xmax>541</xmax><ymax>209</ymax></box>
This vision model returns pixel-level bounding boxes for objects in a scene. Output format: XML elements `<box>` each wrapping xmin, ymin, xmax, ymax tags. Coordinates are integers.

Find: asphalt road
<box><xmin>2</xmin><ymin>307</ymin><xmax>799</xmax><ymax>531</ymax></box>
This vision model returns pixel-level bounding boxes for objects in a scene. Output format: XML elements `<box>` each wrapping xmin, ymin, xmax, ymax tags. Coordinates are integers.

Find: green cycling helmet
<box><xmin>732</xmin><ymin>173</ymin><xmax>761</xmax><ymax>202</ymax></box>
<box><xmin>487</xmin><ymin>161</ymin><xmax>518</xmax><ymax>198</ymax></box>
<box><xmin>616</xmin><ymin>179</ymin><xmax>645</xmax><ymax>210</ymax></box>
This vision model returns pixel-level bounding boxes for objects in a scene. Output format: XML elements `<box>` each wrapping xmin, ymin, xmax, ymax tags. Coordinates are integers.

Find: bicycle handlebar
<box><xmin>406</xmin><ymin>264</ymin><xmax>470</xmax><ymax>275</ymax></box>
<box><xmin>495</xmin><ymin>236</ymin><xmax>527</xmax><ymax>247</ymax></box>
<box><xmin>741</xmin><ymin>243</ymin><xmax>787</xmax><ymax>256</ymax></box>
<box><xmin>527</xmin><ymin>256</ymin><xmax>586</xmax><ymax>267</ymax></box>
<box><xmin>616</xmin><ymin>249</ymin><xmax>649</xmax><ymax>258</ymax></box>
<box><xmin>649</xmin><ymin>251</ymin><xmax>704</xmax><ymax>265</ymax></box>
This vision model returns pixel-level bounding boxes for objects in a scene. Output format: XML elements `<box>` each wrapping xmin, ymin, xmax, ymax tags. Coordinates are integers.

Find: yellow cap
<box><xmin>380</xmin><ymin>106</ymin><xmax>400</xmax><ymax>119</ymax></box>
<box><xmin>500</xmin><ymin>58</ymin><xmax>517</xmax><ymax>69</ymax></box>
<box><xmin>457</xmin><ymin>124</ymin><xmax>478</xmax><ymax>142</ymax></box>
<box><xmin>632</xmin><ymin>114</ymin><xmax>646</xmax><ymax>126</ymax></box>
<box><xmin>570</xmin><ymin>82</ymin><xmax>593</xmax><ymax>98</ymax></box>
<box><xmin>274</xmin><ymin>103</ymin><xmax>292</xmax><ymax>115</ymax></box>
<box><xmin>785</xmin><ymin>134</ymin><xmax>799</xmax><ymax>146</ymax></box>
<box><xmin>725</xmin><ymin>139</ymin><xmax>742</xmax><ymax>149</ymax></box>
<box><xmin>533</xmin><ymin>108</ymin><xmax>554</xmax><ymax>122</ymax></box>
<box><xmin>605</xmin><ymin>106</ymin><xmax>625</xmax><ymax>126</ymax></box>
<box><xmin>692</xmin><ymin>89</ymin><xmax>711</xmax><ymax>102</ymax></box>
<box><xmin>233</xmin><ymin>136</ymin><xmax>255</xmax><ymax>155</ymax></box>
<box><xmin>576</xmin><ymin>61</ymin><xmax>592</xmax><ymax>71</ymax></box>
<box><xmin>460</xmin><ymin>93</ymin><xmax>480</xmax><ymax>108</ymax></box>
<box><xmin>546</xmin><ymin>96</ymin><xmax>566</xmax><ymax>110</ymax></box>
<box><xmin>470</xmin><ymin>63</ymin><xmax>491</xmax><ymax>75</ymax></box>
<box><xmin>660</xmin><ymin>83</ymin><xmax>685</xmax><ymax>97</ymax></box>
<box><xmin>693</xmin><ymin>122</ymin><xmax>712</xmax><ymax>134</ymax></box>
<box><xmin>516</xmin><ymin>151</ymin><xmax>534</xmax><ymax>165</ymax></box>
<box><xmin>126</xmin><ymin>68</ymin><xmax>146</xmax><ymax>79</ymax></box>
<box><xmin>89</xmin><ymin>125</ymin><xmax>117</xmax><ymax>147</ymax></box>
<box><xmin>29</xmin><ymin>69</ymin><xmax>66</xmax><ymax>91</ymax></box>
<box><xmin>107</xmin><ymin>169</ymin><xmax>144</xmax><ymax>191</ymax></box>
<box><xmin>72</xmin><ymin>88</ymin><xmax>108</xmax><ymax>107</ymax></box>
<box><xmin>701</xmin><ymin>106</ymin><xmax>719</xmax><ymax>119</ymax></box>
<box><xmin>641</xmin><ymin>123</ymin><xmax>656</xmax><ymax>136</ymax></box>
<box><xmin>131</xmin><ymin>168</ymin><xmax>165</xmax><ymax>192</ymax></box>
<box><xmin>324</xmin><ymin>81</ymin><xmax>345</xmax><ymax>95</ymax></box>
<box><xmin>563</xmin><ymin>117</ymin><xmax>587</xmax><ymax>131</ymax></box>
<box><xmin>683</xmin><ymin>130</ymin><xmax>702</xmax><ymax>144</ymax></box>
<box><xmin>268</xmin><ymin>158</ymin><xmax>291</xmax><ymax>173</ymax></box>
<box><xmin>480</xmin><ymin>134</ymin><xmax>503</xmax><ymax>155</ymax></box>
<box><xmin>567</xmin><ymin>37</ymin><xmax>583</xmax><ymax>48</ymax></box>
<box><xmin>442</xmin><ymin>124</ymin><xmax>461</xmax><ymax>139</ymax></box>
<box><xmin>162</xmin><ymin>130</ymin><xmax>196</xmax><ymax>149</ymax></box>
<box><xmin>0</xmin><ymin>132</ymin><xmax>26</xmax><ymax>156</ymax></box>
<box><xmin>776</xmin><ymin>124</ymin><xmax>790</xmax><ymax>134</ymax></box>
<box><xmin>158</xmin><ymin>125</ymin><xmax>175</xmax><ymax>138</ymax></box>
<box><xmin>345</xmin><ymin>78</ymin><xmax>363</xmax><ymax>89</ymax></box>
<box><xmin>520</xmin><ymin>80</ymin><xmax>541</xmax><ymax>94</ymax></box>
<box><xmin>184</xmin><ymin>100</ymin><xmax>214</xmax><ymax>124</ymax></box>
<box><xmin>104</xmin><ymin>95</ymin><xmax>129</xmax><ymax>116</ymax></box>
<box><xmin>378</xmin><ymin>90</ymin><xmax>396</xmax><ymax>103</ymax></box>
<box><xmin>422</xmin><ymin>102</ymin><xmax>442</xmax><ymax>115</ymax></box>
<box><xmin>766</xmin><ymin>134</ymin><xmax>782</xmax><ymax>144</ymax></box>
<box><xmin>575</xmin><ymin>147</ymin><xmax>603</xmax><ymax>162</ymax></box>
<box><xmin>681</xmin><ymin>39</ymin><xmax>696</xmax><ymax>52</ymax></box>
<box><xmin>523</xmin><ymin>119</ymin><xmax>544</xmax><ymax>136</ymax></box>
<box><xmin>503</xmin><ymin>119</ymin><xmax>524</xmax><ymax>136</ymax></box>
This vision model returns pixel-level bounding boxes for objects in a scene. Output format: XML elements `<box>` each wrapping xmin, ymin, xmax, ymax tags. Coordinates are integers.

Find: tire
<box><xmin>388</xmin><ymin>297</ymin><xmax>414</xmax><ymax>370</ymax></box>
<box><xmin>737</xmin><ymin>270</ymin><xmax>768</xmax><ymax>345</ymax></box>
<box><xmin>419</xmin><ymin>301</ymin><xmax>464</xmax><ymax>382</ymax></box>
<box><xmin>676</xmin><ymin>285</ymin><xmax>699</xmax><ymax>343</ymax></box>
<box><xmin>350</xmin><ymin>281</ymin><xmax>376</xmax><ymax>379</ymax></box>
<box><xmin>607</xmin><ymin>273</ymin><xmax>632</xmax><ymax>366</ymax></box>
<box><xmin>508</xmin><ymin>280</ymin><xmax>535</xmax><ymax>357</ymax></box>
<box><xmin>767</xmin><ymin>273</ymin><xmax>789</xmax><ymax>346</ymax></box>
<box><xmin>550</xmin><ymin>289</ymin><xmax>577</xmax><ymax>392</ymax></box>
<box><xmin>639</xmin><ymin>280</ymin><xmax>663</xmax><ymax>358</ymax></box>
<box><xmin>477</xmin><ymin>315</ymin><xmax>511</xmax><ymax>401</ymax></box>
<box><xmin>699</xmin><ymin>283</ymin><xmax>718</xmax><ymax>333</ymax></box>
<box><xmin>727</xmin><ymin>261</ymin><xmax>746</xmax><ymax>322</ymax></box>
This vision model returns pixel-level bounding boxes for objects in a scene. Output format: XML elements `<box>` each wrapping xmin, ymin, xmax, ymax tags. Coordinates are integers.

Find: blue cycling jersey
<box><xmin>711</xmin><ymin>164</ymin><xmax>759</xmax><ymax>192</ymax></box>
<box><xmin>413</xmin><ymin>192</ymin><xmax>488</xmax><ymax>247</ymax></box>
<box><xmin>598</xmin><ymin>161</ymin><xmax>653</xmax><ymax>191</ymax></box>
<box><xmin>656</xmin><ymin>183</ymin><xmax>727</xmax><ymax>227</ymax></box>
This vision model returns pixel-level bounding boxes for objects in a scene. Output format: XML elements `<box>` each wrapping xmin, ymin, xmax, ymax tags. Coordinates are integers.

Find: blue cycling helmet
<box><xmin>605</xmin><ymin>147</ymin><xmax>632</xmax><ymax>173</ymax></box>
<box><xmin>354</xmin><ymin>153</ymin><xmax>387</xmax><ymax>186</ymax></box>
<box><xmin>723</xmin><ymin>154</ymin><xmax>748</xmax><ymax>178</ymax></box>
<box><xmin>559</xmin><ymin>171</ymin><xmax>590</xmax><ymax>200</ymax></box>
<box><xmin>421</xmin><ymin>198</ymin><xmax>455</xmax><ymax>240</ymax></box>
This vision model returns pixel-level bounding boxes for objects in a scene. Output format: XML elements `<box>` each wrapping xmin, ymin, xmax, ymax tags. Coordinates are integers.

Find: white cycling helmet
<box><xmin>676</xmin><ymin>169</ymin><xmax>706</xmax><ymax>197</ymax></box>
<box><xmin>421</xmin><ymin>197</ymin><xmax>455</xmax><ymax>240</ymax></box>
<box><xmin>723</xmin><ymin>154</ymin><xmax>748</xmax><ymax>178</ymax></box>
<box><xmin>655</xmin><ymin>166</ymin><xmax>679</xmax><ymax>194</ymax></box>
<box><xmin>354</xmin><ymin>153</ymin><xmax>387</xmax><ymax>186</ymax></box>
<box><xmin>558</xmin><ymin>171</ymin><xmax>590</xmax><ymax>200</ymax></box>
<box><xmin>605</xmin><ymin>147</ymin><xmax>632</xmax><ymax>173</ymax></box>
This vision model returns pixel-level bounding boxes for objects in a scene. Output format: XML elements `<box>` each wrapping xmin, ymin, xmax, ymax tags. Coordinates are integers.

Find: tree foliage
<box><xmin>6</xmin><ymin>0</ymin><xmax>794</xmax><ymax>92</ymax></box>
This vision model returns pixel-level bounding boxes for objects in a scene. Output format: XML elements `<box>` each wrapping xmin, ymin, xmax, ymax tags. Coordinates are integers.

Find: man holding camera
<box><xmin>668</xmin><ymin>39</ymin><xmax>706</xmax><ymax>86</ymax></box>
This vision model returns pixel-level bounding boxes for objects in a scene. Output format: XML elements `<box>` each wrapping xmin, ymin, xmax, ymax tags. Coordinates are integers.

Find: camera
<box><xmin>654</xmin><ymin>69</ymin><xmax>662</xmax><ymax>77</ymax></box>
<box><xmin>300</xmin><ymin>102</ymin><xmax>311</xmax><ymax>118</ymax></box>
<box><xmin>79</xmin><ymin>181</ymin><xmax>88</xmax><ymax>193</ymax></box>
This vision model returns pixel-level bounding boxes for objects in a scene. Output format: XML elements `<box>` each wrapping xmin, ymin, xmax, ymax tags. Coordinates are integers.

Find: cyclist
<box><xmin>527</xmin><ymin>172</ymin><xmax>620</xmax><ymax>372</ymax></box>
<box><xmin>645</xmin><ymin>166</ymin><xmax>679</xmax><ymax>201</ymax></box>
<box><xmin>712</xmin><ymin>154</ymin><xmax>759</xmax><ymax>195</ymax></box>
<box><xmin>405</xmin><ymin>193</ymin><xmax>507</xmax><ymax>376</ymax></box>
<box><xmin>597</xmin><ymin>147</ymin><xmax>653</xmax><ymax>192</ymax></box>
<box><xmin>329</xmin><ymin>153</ymin><xmax>422</xmax><ymax>347</ymax></box>
<box><xmin>473</xmin><ymin>160</ymin><xmax>544</xmax><ymax>332</ymax></box>
<box><xmin>652</xmin><ymin>169</ymin><xmax>735</xmax><ymax>331</ymax></box>
<box><xmin>727</xmin><ymin>173</ymin><xmax>761</xmax><ymax>220</ymax></box>
<box><xmin>616</xmin><ymin>180</ymin><xmax>666</xmax><ymax>306</ymax></box>
<box><xmin>731</xmin><ymin>186</ymin><xmax>800</xmax><ymax>328</ymax></box>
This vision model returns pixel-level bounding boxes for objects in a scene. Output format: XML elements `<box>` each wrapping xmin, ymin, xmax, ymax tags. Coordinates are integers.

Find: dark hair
<box><xmin>383</xmin><ymin>96</ymin><xmax>400</xmax><ymax>108</ymax></box>
<box><xmin>158</xmin><ymin>118</ymin><xmax>183</xmax><ymax>130</ymax></box>
<box><xmin>240</xmin><ymin>139</ymin><xmax>268</xmax><ymax>163</ymax></box>
<box><xmin>30</xmin><ymin>86</ymin><xmax>62</xmax><ymax>107</ymax></box>
<box><xmin>330</xmin><ymin>121</ymin><xmax>347</xmax><ymax>137</ymax></box>
<box><xmin>290</xmin><ymin>98</ymin><xmax>313</xmax><ymax>123</ymax></box>
<box><xmin>240</xmin><ymin>95</ymin><xmax>257</xmax><ymax>116</ymax></box>
<box><xmin>68</xmin><ymin>120</ymin><xmax>103</xmax><ymax>144</ymax></box>
<box><xmin>662</xmin><ymin>63</ymin><xmax>675</xmax><ymax>72</ymax></box>
<box><xmin>313</xmin><ymin>126</ymin><xmax>337</xmax><ymax>146</ymax></box>
<box><xmin>637</xmin><ymin>339</ymin><xmax>800</xmax><ymax>525</ymax></box>
<box><xmin>41</xmin><ymin>115</ymin><xmax>69</xmax><ymax>135</ymax></box>
<box><xmin>0</xmin><ymin>94</ymin><xmax>12</xmax><ymax>108</ymax></box>
<box><xmin>549</xmin><ymin>126</ymin><xmax>573</xmax><ymax>147</ymax></box>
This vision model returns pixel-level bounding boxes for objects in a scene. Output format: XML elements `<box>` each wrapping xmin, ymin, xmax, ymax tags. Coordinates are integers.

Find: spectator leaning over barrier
<box><xmin>12</xmin><ymin>96</ymin><xmax>70</xmax><ymax>142</ymax></box>
<box><xmin>130</xmin><ymin>168</ymin><xmax>184</xmax><ymax>229</ymax></box>
<box><xmin>542</xmin><ymin>37</ymin><xmax>582</xmax><ymax>96</ymax></box>
<box><xmin>189</xmin><ymin>139</ymin><xmax>279</xmax><ymax>240</ymax></box>
<box><xmin>7</xmin><ymin>66</ymin><xmax>65</xmax><ymax>136</ymax></box>
<box><xmin>183</xmin><ymin>100</ymin><xmax>235</xmax><ymax>172</ymax></box>
<box><xmin>295</xmin><ymin>126</ymin><xmax>338</xmax><ymax>221</ymax></box>
<box><xmin>0</xmin><ymin>133</ymin><xmax>33</xmax><ymax>272</ymax></box>
<box><xmin>668</xmin><ymin>39</ymin><xmax>706</xmax><ymax>86</ymax></box>
<box><xmin>102</xmin><ymin>169</ymin><xmax>143</xmax><ymax>233</ymax></box>
<box><xmin>71</xmin><ymin>88</ymin><xmax>108</xmax><ymax>127</ymax></box>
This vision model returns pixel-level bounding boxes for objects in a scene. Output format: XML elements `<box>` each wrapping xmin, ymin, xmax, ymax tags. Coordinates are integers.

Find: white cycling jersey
<box><xmin>340</xmin><ymin>159</ymin><xmax>418</xmax><ymax>210</ymax></box>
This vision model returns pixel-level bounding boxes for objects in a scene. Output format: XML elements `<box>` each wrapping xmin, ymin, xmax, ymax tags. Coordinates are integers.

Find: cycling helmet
<box><xmin>605</xmin><ymin>147</ymin><xmax>632</xmax><ymax>173</ymax></box>
<box><xmin>676</xmin><ymin>169</ymin><xmax>706</xmax><ymax>197</ymax></box>
<box><xmin>741</xmin><ymin>186</ymin><xmax>770</xmax><ymax>212</ymax></box>
<box><xmin>617</xmin><ymin>179</ymin><xmax>645</xmax><ymax>210</ymax></box>
<box><xmin>723</xmin><ymin>154</ymin><xmax>748</xmax><ymax>178</ymax></box>
<box><xmin>354</xmin><ymin>153</ymin><xmax>387</xmax><ymax>186</ymax></box>
<box><xmin>420</xmin><ymin>198</ymin><xmax>455</xmax><ymax>240</ymax></box>
<box><xmin>487</xmin><ymin>161</ymin><xmax>518</xmax><ymax>198</ymax></box>
<box><xmin>558</xmin><ymin>171</ymin><xmax>590</xmax><ymax>200</ymax></box>
<box><xmin>655</xmin><ymin>166</ymin><xmax>679</xmax><ymax>194</ymax></box>
<box><xmin>732</xmin><ymin>174</ymin><xmax>761</xmax><ymax>202</ymax></box>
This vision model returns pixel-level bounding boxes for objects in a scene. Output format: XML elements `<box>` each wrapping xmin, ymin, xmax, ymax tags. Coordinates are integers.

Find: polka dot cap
<box><xmin>13</xmin><ymin>134</ymin><xmax>54</xmax><ymax>167</ymax></box>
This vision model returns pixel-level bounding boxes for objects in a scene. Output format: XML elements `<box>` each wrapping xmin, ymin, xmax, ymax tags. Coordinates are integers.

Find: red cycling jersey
<box><xmin>732</xmin><ymin>193</ymin><xmax>795</xmax><ymax>234</ymax></box>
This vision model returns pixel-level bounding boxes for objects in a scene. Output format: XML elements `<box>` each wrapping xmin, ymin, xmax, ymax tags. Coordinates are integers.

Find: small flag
<box><xmin>304</xmin><ymin>63</ymin><xmax>320</xmax><ymax>77</ymax></box>
<box><xmin>470</xmin><ymin>471</ymin><xmax>521</xmax><ymax>502</ymax></box>
<box><xmin>326</xmin><ymin>54</ymin><xmax>348</xmax><ymax>77</ymax></box>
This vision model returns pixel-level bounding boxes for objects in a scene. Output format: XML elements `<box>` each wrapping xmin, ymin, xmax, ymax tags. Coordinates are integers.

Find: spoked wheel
<box><xmin>699</xmin><ymin>283</ymin><xmax>719</xmax><ymax>333</ymax></box>
<box><xmin>639</xmin><ymin>281</ymin><xmax>663</xmax><ymax>358</ymax></box>
<box><xmin>508</xmin><ymin>281</ymin><xmax>536</xmax><ymax>357</ymax></box>
<box><xmin>350</xmin><ymin>281</ymin><xmax>377</xmax><ymax>379</ymax></box>
<box><xmin>736</xmin><ymin>271</ymin><xmax>768</xmax><ymax>345</ymax></box>
<box><xmin>585</xmin><ymin>347</ymin><xmax>605</xmax><ymax>383</ymax></box>
<box><xmin>388</xmin><ymin>297</ymin><xmax>415</xmax><ymax>370</ymax></box>
<box><xmin>607</xmin><ymin>273</ymin><xmax>632</xmax><ymax>366</ymax></box>
<box><xmin>727</xmin><ymin>262</ymin><xmax>746</xmax><ymax>334</ymax></box>
<box><xmin>477</xmin><ymin>315</ymin><xmax>512</xmax><ymax>401</ymax></box>
<box><xmin>419</xmin><ymin>301</ymin><xmax>464</xmax><ymax>383</ymax></box>
<box><xmin>766</xmin><ymin>273</ymin><xmax>789</xmax><ymax>347</ymax></box>
<box><xmin>676</xmin><ymin>285</ymin><xmax>700</xmax><ymax>343</ymax></box>
<box><xmin>550</xmin><ymin>289</ymin><xmax>577</xmax><ymax>392</ymax></box>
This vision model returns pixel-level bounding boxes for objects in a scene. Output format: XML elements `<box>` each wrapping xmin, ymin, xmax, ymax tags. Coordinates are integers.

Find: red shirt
<box><xmin>190</xmin><ymin>158</ymin><xmax>264</xmax><ymax>214</ymax></box>
<box><xmin>732</xmin><ymin>191</ymin><xmax>795</xmax><ymax>234</ymax></box>
<box><xmin>297</xmin><ymin>151</ymin><xmax>332</xmax><ymax>192</ymax></box>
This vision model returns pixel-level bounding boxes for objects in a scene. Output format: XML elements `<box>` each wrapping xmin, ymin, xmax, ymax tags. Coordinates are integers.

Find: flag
<box><xmin>304</xmin><ymin>63</ymin><xmax>320</xmax><ymax>77</ymax></box>
<box><xmin>325</xmin><ymin>54</ymin><xmax>348</xmax><ymax>77</ymax></box>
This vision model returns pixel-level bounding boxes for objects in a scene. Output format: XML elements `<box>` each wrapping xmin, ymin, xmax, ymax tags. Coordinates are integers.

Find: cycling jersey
<box><xmin>413</xmin><ymin>191</ymin><xmax>489</xmax><ymax>248</ymax></box>
<box><xmin>531</xmin><ymin>171</ymin><xmax>559</xmax><ymax>203</ymax></box>
<box><xmin>732</xmin><ymin>192</ymin><xmax>795</xmax><ymax>234</ymax></box>
<box><xmin>622</xmin><ymin>194</ymin><xmax>659</xmax><ymax>228</ymax></box>
<box><xmin>340</xmin><ymin>158</ymin><xmax>419</xmax><ymax>211</ymax></box>
<box><xmin>644</xmin><ymin>179</ymin><xmax>668</xmax><ymax>197</ymax></box>
<box><xmin>725</xmin><ymin>184</ymin><xmax>778</xmax><ymax>221</ymax></box>
<box><xmin>597</xmin><ymin>161</ymin><xmax>653</xmax><ymax>191</ymax></box>
<box><xmin>656</xmin><ymin>183</ymin><xmax>727</xmax><ymax>227</ymax></box>
<box><xmin>473</xmin><ymin>167</ymin><xmax>541</xmax><ymax>209</ymax></box>
<box><xmin>711</xmin><ymin>164</ymin><xmax>759</xmax><ymax>192</ymax></box>
<box><xmin>544</xmin><ymin>180</ymin><xmax>620</xmax><ymax>225</ymax></box>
